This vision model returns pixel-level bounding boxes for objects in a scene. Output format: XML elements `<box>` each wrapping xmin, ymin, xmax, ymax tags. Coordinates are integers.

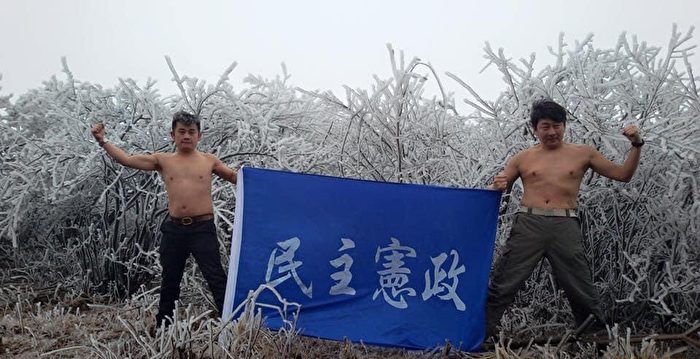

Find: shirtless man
<box><xmin>486</xmin><ymin>99</ymin><xmax>643</xmax><ymax>337</ymax></box>
<box><xmin>91</xmin><ymin>111</ymin><xmax>237</xmax><ymax>327</ymax></box>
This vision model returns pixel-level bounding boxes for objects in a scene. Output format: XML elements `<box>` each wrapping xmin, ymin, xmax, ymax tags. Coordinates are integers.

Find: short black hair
<box><xmin>172</xmin><ymin>111</ymin><xmax>201</xmax><ymax>132</ymax></box>
<box><xmin>530</xmin><ymin>99</ymin><xmax>567</xmax><ymax>128</ymax></box>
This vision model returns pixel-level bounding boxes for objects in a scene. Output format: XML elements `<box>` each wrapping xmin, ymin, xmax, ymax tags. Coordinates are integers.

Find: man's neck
<box><xmin>175</xmin><ymin>148</ymin><xmax>198</xmax><ymax>156</ymax></box>
<box><xmin>538</xmin><ymin>142</ymin><xmax>565</xmax><ymax>151</ymax></box>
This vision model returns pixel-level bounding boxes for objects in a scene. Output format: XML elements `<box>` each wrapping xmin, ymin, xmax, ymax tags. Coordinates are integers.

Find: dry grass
<box><xmin>1</xmin><ymin>284</ymin><xmax>695</xmax><ymax>359</ymax></box>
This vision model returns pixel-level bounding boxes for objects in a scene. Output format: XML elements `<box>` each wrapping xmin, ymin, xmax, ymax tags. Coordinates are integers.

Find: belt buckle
<box><xmin>543</xmin><ymin>208</ymin><xmax>556</xmax><ymax>216</ymax></box>
<box><xmin>181</xmin><ymin>216</ymin><xmax>193</xmax><ymax>225</ymax></box>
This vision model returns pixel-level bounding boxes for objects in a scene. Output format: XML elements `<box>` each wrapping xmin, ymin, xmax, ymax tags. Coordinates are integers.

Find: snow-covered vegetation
<box><xmin>1</xmin><ymin>26</ymin><xmax>697</xmax><ymax>357</ymax></box>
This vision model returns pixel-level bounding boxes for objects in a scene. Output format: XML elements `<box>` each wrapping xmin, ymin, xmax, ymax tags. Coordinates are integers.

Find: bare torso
<box><xmin>156</xmin><ymin>152</ymin><xmax>217</xmax><ymax>217</ymax></box>
<box><xmin>516</xmin><ymin>143</ymin><xmax>592</xmax><ymax>209</ymax></box>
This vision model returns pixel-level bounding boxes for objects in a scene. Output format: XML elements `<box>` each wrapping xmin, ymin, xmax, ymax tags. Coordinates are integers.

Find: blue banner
<box><xmin>223</xmin><ymin>167</ymin><xmax>500</xmax><ymax>351</ymax></box>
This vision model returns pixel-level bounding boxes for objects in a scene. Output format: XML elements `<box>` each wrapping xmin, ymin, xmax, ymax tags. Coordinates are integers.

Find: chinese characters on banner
<box><xmin>264</xmin><ymin>236</ymin><xmax>467</xmax><ymax>310</ymax></box>
<box><xmin>223</xmin><ymin>168</ymin><xmax>500</xmax><ymax>351</ymax></box>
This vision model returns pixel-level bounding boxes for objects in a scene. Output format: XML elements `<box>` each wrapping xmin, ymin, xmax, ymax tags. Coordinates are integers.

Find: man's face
<box><xmin>534</xmin><ymin>118</ymin><xmax>565</xmax><ymax>149</ymax></box>
<box><xmin>171</xmin><ymin>122</ymin><xmax>201</xmax><ymax>151</ymax></box>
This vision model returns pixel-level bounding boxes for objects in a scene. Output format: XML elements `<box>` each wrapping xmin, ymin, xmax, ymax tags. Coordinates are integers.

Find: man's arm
<box><xmin>91</xmin><ymin>123</ymin><xmax>160</xmax><ymax>171</ymax></box>
<box><xmin>212</xmin><ymin>156</ymin><xmax>237</xmax><ymax>184</ymax></box>
<box><xmin>589</xmin><ymin>125</ymin><xmax>643</xmax><ymax>182</ymax></box>
<box><xmin>488</xmin><ymin>152</ymin><xmax>521</xmax><ymax>191</ymax></box>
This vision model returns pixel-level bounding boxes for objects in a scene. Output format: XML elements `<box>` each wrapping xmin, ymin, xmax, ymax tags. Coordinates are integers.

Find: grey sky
<box><xmin>1</xmin><ymin>0</ymin><xmax>698</xmax><ymax>104</ymax></box>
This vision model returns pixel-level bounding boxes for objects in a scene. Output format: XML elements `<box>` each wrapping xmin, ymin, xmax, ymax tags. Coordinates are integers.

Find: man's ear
<box><xmin>170</xmin><ymin>131</ymin><xmax>175</xmax><ymax>140</ymax></box>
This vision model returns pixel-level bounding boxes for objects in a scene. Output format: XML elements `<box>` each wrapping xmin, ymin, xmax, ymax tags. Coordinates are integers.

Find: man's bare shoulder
<box><xmin>152</xmin><ymin>152</ymin><xmax>173</xmax><ymax>161</ymax></box>
<box><xmin>503</xmin><ymin>147</ymin><xmax>535</xmax><ymax>172</ymax></box>
<box><xmin>565</xmin><ymin>143</ymin><xmax>595</xmax><ymax>157</ymax></box>
<box><xmin>202</xmin><ymin>152</ymin><xmax>222</xmax><ymax>163</ymax></box>
<box><xmin>512</xmin><ymin>145</ymin><xmax>538</xmax><ymax>160</ymax></box>
<box><xmin>147</xmin><ymin>152</ymin><xmax>169</xmax><ymax>171</ymax></box>
<box><xmin>180</xmin><ymin>151</ymin><xmax>218</xmax><ymax>165</ymax></box>
<box><xmin>566</xmin><ymin>143</ymin><xmax>593</xmax><ymax>150</ymax></box>
<box><xmin>520</xmin><ymin>145</ymin><xmax>539</xmax><ymax>154</ymax></box>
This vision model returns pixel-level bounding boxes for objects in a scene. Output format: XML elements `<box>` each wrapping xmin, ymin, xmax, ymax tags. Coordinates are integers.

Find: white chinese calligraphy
<box><xmin>373</xmin><ymin>237</ymin><xmax>417</xmax><ymax>309</ymax></box>
<box><xmin>265</xmin><ymin>237</ymin><xmax>313</xmax><ymax>298</ymax></box>
<box><xmin>422</xmin><ymin>250</ymin><xmax>466</xmax><ymax>311</ymax></box>
<box><xmin>329</xmin><ymin>238</ymin><xmax>356</xmax><ymax>295</ymax></box>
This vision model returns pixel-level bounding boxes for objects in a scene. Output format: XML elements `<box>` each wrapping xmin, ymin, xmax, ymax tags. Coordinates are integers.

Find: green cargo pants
<box><xmin>485</xmin><ymin>212</ymin><xmax>604</xmax><ymax>336</ymax></box>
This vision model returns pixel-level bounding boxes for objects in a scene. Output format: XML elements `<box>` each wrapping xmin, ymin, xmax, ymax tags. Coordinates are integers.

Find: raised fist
<box><xmin>622</xmin><ymin>125</ymin><xmax>642</xmax><ymax>144</ymax></box>
<box><xmin>91</xmin><ymin>123</ymin><xmax>105</xmax><ymax>142</ymax></box>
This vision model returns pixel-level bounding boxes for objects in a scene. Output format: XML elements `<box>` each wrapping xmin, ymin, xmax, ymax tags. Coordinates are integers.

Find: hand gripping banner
<box><xmin>223</xmin><ymin>167</ymin><xmax>500</xmax><ymax>350</ymax></box>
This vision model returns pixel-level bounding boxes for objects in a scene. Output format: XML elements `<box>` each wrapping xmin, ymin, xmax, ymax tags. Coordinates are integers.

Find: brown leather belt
<box><xmin>519</xmin><ymin>206</ymin><xmax>577</xmax><ymax>217</ymax></box>
<box><xmin>169</xmin><ymin>213</ymin><xmax>214</xmax><ymax>226</ymax></box>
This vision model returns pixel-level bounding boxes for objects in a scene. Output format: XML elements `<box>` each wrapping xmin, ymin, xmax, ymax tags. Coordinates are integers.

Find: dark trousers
<box><xmin>485</xmin><ymin>213</ymin><xmax>604</xmax><ymax>335</ymax></box>
<box><xmin>156</xmin><ymin>219</ymin><xmax>227</xmax><ymax>325</ymax></box>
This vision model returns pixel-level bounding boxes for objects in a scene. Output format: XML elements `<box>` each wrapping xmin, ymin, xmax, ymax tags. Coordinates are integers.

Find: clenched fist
<box><xmin>489</xmin><ymin>172</ymin><xmax>509</xmax><ymax>192</ymax></box>
<box><xmin>91</xmin><ymin>123</ymin><xmax>105</xmax><ymax>142</ymax></box>
<box><xmin>622</xmin><ymin>125</ymin><xmax>642</xmax><ymax>144</ymax></box>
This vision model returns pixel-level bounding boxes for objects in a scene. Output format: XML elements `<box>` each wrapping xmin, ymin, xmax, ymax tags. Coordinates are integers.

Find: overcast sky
<box><xmin>1</xmin><ymin>0</ymin><xmax>698</xmax><ymax>105</ymax></box>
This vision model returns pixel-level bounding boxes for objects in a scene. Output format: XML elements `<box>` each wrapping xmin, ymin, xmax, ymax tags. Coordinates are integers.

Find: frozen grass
<box><xmin>1</xmin><ymin>283</ymin><xmax>694</xmax><ymax>359</ymax></box>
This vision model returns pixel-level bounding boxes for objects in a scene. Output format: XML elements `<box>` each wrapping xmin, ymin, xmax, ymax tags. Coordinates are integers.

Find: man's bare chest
<box><xmin>159</xmin><ymin>157</ymin><xmax>214</xmax><ymax>184</ymax></box>
<box><xmin>520</xmin><ymin>156</ymin><xmax>589</xmax><ymax>183</ymax></box>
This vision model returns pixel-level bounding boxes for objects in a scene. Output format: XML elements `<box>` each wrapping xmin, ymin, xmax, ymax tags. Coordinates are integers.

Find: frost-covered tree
<box><xmin>446</xmin><ymin>25</ymin><xmax>699</xmax><ymax>334</ymax></box>
<box><xmin>0</xmin><ymin>27</ymin><xmax>697</xmax><ymax>336</ymax></box>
